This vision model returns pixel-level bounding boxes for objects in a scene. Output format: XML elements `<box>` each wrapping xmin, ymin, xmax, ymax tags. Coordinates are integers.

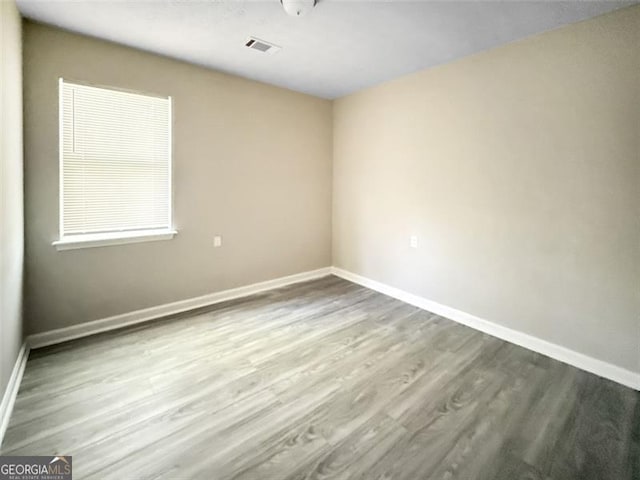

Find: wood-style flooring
<box><xmin>1</xmin><ymin>275</ymin><xmax>638</xmax><ymax>479</ymax></box>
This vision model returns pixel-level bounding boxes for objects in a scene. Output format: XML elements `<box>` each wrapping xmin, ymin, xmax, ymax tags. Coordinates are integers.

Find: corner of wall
<box><xmin>0</xmin><ymin>0</ymin><xmax>26</xmax><ymax>447</ymax></box>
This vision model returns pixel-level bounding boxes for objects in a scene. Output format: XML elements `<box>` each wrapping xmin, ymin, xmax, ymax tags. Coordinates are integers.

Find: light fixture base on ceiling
<box><xmin>280</xmin><ymin>0</ymin><xmax>316</xmax><ymax>17</ymax></box>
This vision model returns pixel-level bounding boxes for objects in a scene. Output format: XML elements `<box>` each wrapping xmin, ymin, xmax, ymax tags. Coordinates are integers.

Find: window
<box><xmin>54</xmin><ymin>79</ymin><xmax>176</xmax><ymax>250</ymax></box>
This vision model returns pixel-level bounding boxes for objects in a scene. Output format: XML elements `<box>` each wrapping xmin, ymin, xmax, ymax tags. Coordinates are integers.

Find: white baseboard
<box><xmin>28</xmin><ymin>267</ymin><xmax>332</xmax><ymax>349</ymax></box>
<box><xmin>331</xmin><ymin>267</ymin><xmax>640</xmax><ymax>391</ymax></box>
<box><xmin>0</xmin><ymin>341</ymin><xmax>30</xmax><ymax>449</ymax></box>
<box><xmin>24</xmin><ymin>264</ymin><xmax>639</xmax><ymax>391</ymax></box>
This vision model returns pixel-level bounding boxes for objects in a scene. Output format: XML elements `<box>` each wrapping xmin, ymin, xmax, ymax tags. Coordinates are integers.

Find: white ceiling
<box><xmin>17</xmin><ymin>0</ymin><xmax>636</xmax><ymax>99</ymax></box>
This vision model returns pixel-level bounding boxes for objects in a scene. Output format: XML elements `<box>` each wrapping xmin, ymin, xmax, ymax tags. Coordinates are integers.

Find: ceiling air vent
<box><xmin>245</xmin><ymin>37</ymin><xmax>281</xmax><ymax>55</ymax></box>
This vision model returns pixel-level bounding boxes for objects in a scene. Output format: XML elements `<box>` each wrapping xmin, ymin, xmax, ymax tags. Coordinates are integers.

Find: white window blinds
<box><xmin>60</xmin><ymin>79</ymin><xmax>172</xmax><ymax>238</ymax></box>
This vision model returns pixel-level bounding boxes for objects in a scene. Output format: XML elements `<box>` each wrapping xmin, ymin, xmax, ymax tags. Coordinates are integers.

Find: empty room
<box><xmin>0</xmin><ymin>0</ymin><xmax>638</xmax><ymax>478</ymax></box>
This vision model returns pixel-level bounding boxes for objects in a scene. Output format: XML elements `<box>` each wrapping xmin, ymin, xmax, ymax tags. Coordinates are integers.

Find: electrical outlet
<box><xmin>214</xmin><ymin>235</ymin><xmax>222</xmax><ymax>248</ymax></box>
<box><xmin>410</xmin><ymin>235</ymin><xmax>418</xmax><ymax>249</ymax></box>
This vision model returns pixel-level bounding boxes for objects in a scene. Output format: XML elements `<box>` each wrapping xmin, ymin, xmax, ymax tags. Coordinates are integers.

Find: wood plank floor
<box><xmin>2</xmin><ymin>275</ymin><xmax>638</xmax><ymax>479</ymax></box>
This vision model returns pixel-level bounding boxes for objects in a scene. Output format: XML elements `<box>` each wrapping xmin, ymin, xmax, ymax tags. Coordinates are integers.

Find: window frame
<box><xmin>53</xmin><ymin>78</ymin><xmax>177</xmax><ymax>251</ymax></box>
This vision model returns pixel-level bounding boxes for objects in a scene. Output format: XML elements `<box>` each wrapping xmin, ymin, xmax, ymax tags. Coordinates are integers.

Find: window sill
<box><xmin>53</xmin><ymin>229</ymin><xmax>178</xmax><ymax>251</ymax></box>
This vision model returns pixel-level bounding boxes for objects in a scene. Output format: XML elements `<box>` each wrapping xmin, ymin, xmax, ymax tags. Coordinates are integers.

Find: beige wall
<box><xmin>333</xmin><ymin>7</ymin><xmax>640</xmax><ymax>372</ymax></box>
<box><xmin>0</xmin><ymin>0</ymin><xmax>24</xmax><ymax>399</ymax></box>
<box><xmin>24</xmin><ymin>22</ymin><xmax>333</xmax><ymax>334</ymax></box>
<box><xmin>23</xmin><ymin>7</ymin><xmax>640</xmax><ymax>374</ymax></box>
